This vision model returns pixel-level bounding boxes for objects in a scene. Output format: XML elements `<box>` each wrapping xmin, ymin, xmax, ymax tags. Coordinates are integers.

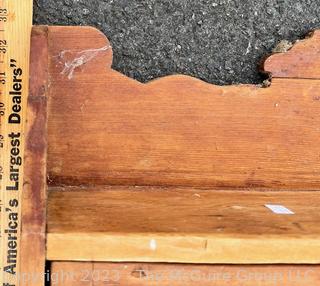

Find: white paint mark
<box><xmin>149</xmin><ymin>239</ymin><xmax>157</xmax><ymax>251</ymax></box>
<box><xmin>265</xmin><ymin>204</ymin><xmax>294</xmax><ymax>215</ymax></box>
<box><xmin>59</xmin><ymin>45</ymin><xmax>111</xmax><ymax>79</ymax></box>
<box><xmin>193</xmin><ymin>193</ymin><xmax>201</xmax><ymax>198</ymax></box>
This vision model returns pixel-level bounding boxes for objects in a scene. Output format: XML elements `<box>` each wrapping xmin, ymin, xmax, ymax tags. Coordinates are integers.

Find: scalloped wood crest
<box><xmin>38</xmin><ymin>26</ymin><xmax>320</xmax><ymax>190</ymax></box>
<box><xmin>24</xmin><ymin>26</ymin><xmax>320</xmax><ymax>284</ymax></box>
<box><xmin>48</xmin><ymin>27</ymin><xmax>320</xmax><ymax>81</ymax></box>
<box><xmin>264</xmin><ymin>30</ymin><xmax>320</xmax><ymax>79</ymax></box>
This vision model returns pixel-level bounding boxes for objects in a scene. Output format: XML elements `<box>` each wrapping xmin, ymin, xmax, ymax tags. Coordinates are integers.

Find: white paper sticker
<box><xmin>265</xmin><ymin>204</ymin><xmax>295</xmax><ymax>215</ymax></box>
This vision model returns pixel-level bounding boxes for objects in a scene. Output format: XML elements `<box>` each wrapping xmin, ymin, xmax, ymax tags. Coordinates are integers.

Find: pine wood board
<box><xmin>45</xmin><ymin>26</ymin><xmax>320</xmax><ymax>190</ymax></box>
<box><xmin>50</xmin><ymin>262</ymin><xmax>320</xmax><ymax>286</ymax></box>
<box><xmin>47</xmin><ymin>187</ymin><xmax>320</xmax><ymax>263</ymax></box>
<box><xmin>24</xmin><ymin>26</ymin><xmax>320</xmax><ymax>270</ymax></box>
<box><xmin>264</xmin><ymin>30</ymin><xmax>320</xmax><ymax>79</ymax></box>
<box><xmin>21</xmin><ymin>26</ymin><xmax>48</xmax><ymax>286</ymax></box>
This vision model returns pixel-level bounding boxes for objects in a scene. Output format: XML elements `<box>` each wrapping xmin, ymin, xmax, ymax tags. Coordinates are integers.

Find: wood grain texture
<box><xmin>46</xmin><ymin>26</ymin><xmax>320</xmax><ymax>190</ymax></box>
<box><xmin>264</xmin><ymin>30</ymin><xmax>320</xmax><ymax>79</ymax></box>
<box><xmin>47</xmin><ymin>186</ymin><xmax>320</xmax><ymax>263</ymax></box>
<box><xmin>27</xmin><ymin>26</ymin><xmax>320</xmax><ymax>270</ymax></box>
<box><xmin>20</xmin><ymin>26</ymin><xmax>48</xmax><ymax>286</ymax></box>
<box><xmin>50</xmin><ymin>262</ymin><xmax>320</xmax><ymax>286</ymax></box>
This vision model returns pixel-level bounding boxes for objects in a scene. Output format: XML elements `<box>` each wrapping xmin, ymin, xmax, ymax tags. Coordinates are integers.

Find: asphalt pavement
<box><xmin>34</xmin><ymin>0</ymin><xmax>320</xmax><ymax>85</ymax></box>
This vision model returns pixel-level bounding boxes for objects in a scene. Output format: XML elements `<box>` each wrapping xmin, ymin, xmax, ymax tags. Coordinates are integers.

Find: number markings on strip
<box><xmin>0</xmin><ymin>1</ymin><xmax>32</xmax><ymax>285</ymax></box>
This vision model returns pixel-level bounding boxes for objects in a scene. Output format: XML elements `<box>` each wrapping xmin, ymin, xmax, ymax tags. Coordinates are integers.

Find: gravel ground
<box><xmin>34</xmin><ymin>0</ymin><xmax>320</xmax><ymax>85</ymax></box>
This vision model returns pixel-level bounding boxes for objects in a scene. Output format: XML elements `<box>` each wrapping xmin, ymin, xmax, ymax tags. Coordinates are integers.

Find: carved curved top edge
<box><xmin>263</xmin><ymin>30</ymin><xmax>320</xmax><ymax>79</ymax></box>
<box><xmin>46</xmin><ymin>25</ymin><xmax>320</xmax><ymax>88</ymax></box>
<box><xmin>43</xmin><ymin>25</ymin><xmax>320</xmax><ymax>190</ymax></box>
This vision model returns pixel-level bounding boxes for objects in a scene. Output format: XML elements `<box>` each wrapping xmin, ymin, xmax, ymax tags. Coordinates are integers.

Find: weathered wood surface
<box><xmin>46</xmin><ymin>26</ymin><xmax>320</xmax><ymax>190</ymax></box>
<box><xmin>22</xmin><ymin>26</ymin><xmax>320</xmax><ymax>272</ymax></box>
<box><xmin>21</xmin><ymin>26</ymin><xmax>48</xmax><ymax>285</ymax></box>
<box><xmin>264</xmin><ymin>30</ymin><xmax>320</xmax><ymax>79</ymax></box>
<box><xmin>50</xmin><ymin>262</ymin><xmax>320</xmax><ymax>286</ymax></box>
<box><xmin>47</xmin><ymin>186</ymin><xmax>320</xmax><ymax>263</ymax></box>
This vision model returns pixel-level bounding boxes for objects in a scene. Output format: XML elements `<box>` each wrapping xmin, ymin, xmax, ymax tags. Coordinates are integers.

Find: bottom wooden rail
<box><xmin>47</xmin><ymin>186</ymin><xmax>320</xmax><ymax>264</ymax></box>
<box><xmin>50</xmin><ymin>262</ymin><xmax>320</xmax><ymax>286</ymax></box>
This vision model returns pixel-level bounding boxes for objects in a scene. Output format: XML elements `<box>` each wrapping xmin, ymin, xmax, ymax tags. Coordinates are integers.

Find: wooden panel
<box><xmin>50</xmin><ymin>262</ymin><xmax>320</xmax><ymax>286</ymax></box>
<box><xmin>20</xmin><ymin>26</ymin><xmax>48</xmax><ymax>286</ymax></box>
<box><xmin>264</xmin><ymin>30</ymin><xmax>320</xmax><ymax>79</ymax></box>
<box><xmin>51</xmin><ymin>262</ymin><xmax>92</xmax><ymax>286</ymax></box>
<box><xmin>47</xmin><ymin>186</ymin><xmax>320</xmax><ymax>263</ymax></box>
<box><xmin>46</xmin><ymin>26</ymin><xmax>320</xmax><ymax>190</ymax></box>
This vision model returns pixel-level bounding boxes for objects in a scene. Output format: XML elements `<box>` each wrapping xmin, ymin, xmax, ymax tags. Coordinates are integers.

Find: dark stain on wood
<box><xmin>24</xmin><ymin>25</ymin><xmax>48</xmax><ymax>227</ymax></box>
<box><xmin>20</xmin><ymin>26</ymin><xmax>48</xmax><ymax>285</ymax></box>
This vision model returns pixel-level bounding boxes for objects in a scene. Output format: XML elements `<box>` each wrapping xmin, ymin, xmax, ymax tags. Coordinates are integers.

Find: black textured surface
<box><xmin>34</xmin><ymin>0</ymin><xmax>320</xmax><ymax>85</ymax></box>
